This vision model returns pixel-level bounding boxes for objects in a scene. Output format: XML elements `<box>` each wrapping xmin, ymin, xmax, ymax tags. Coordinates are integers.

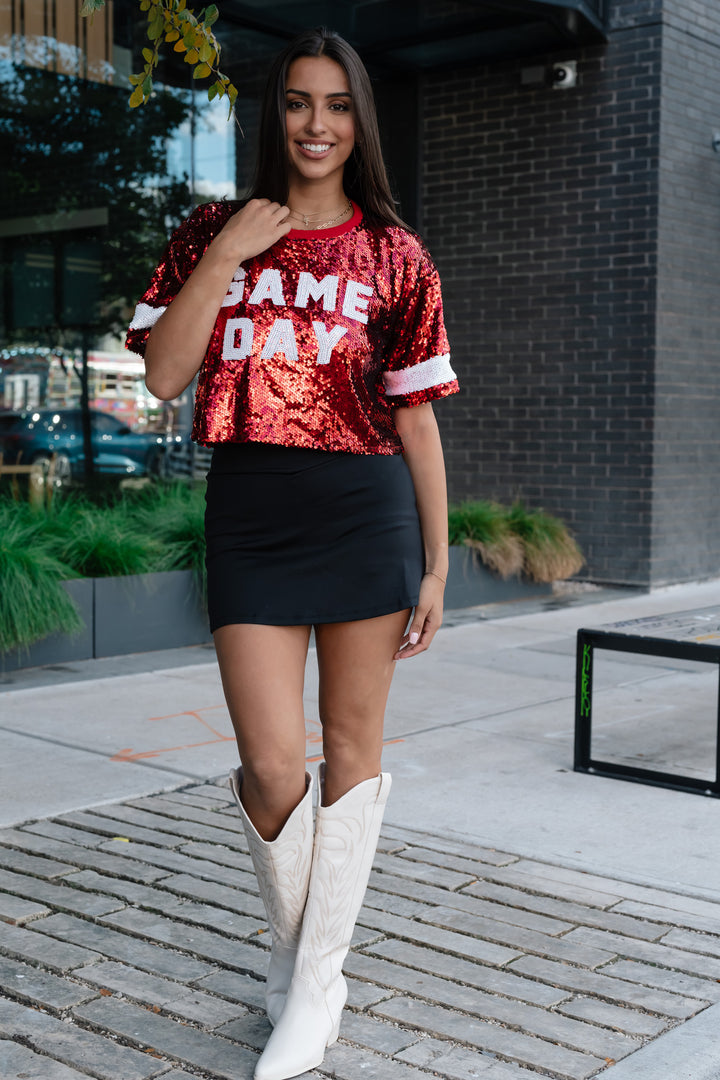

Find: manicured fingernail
<box><xmin>409</xmin><ymin>632</ymin><xmax>419</xmax><ymax>645</ymax></box>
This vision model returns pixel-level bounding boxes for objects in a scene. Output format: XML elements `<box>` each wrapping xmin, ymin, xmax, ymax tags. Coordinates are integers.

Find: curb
<box><xmin>599</xmin><ymin>1002</ymin><xmax>720</xmax><ymax>1079</ymax></box>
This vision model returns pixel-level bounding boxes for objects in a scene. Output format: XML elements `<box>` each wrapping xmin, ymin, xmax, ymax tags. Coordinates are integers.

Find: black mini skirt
<box><xmin>204</xmin><ymin>442</ymin><xmax>423</xmax><ymax>630</ymax></box>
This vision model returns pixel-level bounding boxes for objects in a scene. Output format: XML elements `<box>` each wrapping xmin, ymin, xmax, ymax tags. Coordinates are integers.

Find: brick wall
<box><xmin>651</xmin><ymin>1</ymin><xmax>720</xmax><ymax>582</ymax></box>
<box><xmin>423</xmin><ymin>2</ymin><xmax>664</xmax><ymax>583</ymax></box>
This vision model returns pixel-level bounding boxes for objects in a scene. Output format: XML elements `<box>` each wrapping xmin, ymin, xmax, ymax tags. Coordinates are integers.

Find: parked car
<box><xmin>0</xmin><ymin>408</ymin><xmax>173</xmax><ymax>485</ymax></box>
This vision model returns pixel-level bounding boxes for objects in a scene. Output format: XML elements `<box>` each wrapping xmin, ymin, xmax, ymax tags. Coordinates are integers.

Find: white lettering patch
<box><xmin>248</xmin><ymin>269</ymin><xmax>286</xmax><ymax>307</ymax></box>
<box><xmin>223</xmin><ymin>318</ymin><xmax>254</xmax><ymax>359</ymax></box>
<box><xmin>342</xmin><ymin>280</ymin><xmax>373</xmax><ymax>324</ymax></box>
<box><xmin>221</xmin><ymin>268</ymin><xmax>246</xmax><ymax>307</ymax></box>
<box><xmin>313</xmin><ymin>322</ymin><xmax>348</xmax><ymax>365</ymax></box>
<box><xmin>260</xmin><ymin>319</ymin><xmax>299</xmax><ymax>364</ymax></box>
<box><xmin>295</xmin><ymin>272</ymin><xmax>338</xmax><ymax>312</ymax></box>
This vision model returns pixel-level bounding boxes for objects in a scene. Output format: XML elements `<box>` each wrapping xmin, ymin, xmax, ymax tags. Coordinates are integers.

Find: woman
<box><xmin>127</xmin><ymin>26</ymin><xmax>458</xmax><ymax>1080</ymax></box>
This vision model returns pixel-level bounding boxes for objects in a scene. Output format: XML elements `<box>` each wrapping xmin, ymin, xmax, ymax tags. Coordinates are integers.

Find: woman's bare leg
<box><xmin>214</xmin><ymin>623</ymin><xmax>311</xmax><ymax>839</ymax></box>
<box><xmin>314</xmin><ymin>609</ymin><xmax>410</xmax><ymax>806</ymax></box>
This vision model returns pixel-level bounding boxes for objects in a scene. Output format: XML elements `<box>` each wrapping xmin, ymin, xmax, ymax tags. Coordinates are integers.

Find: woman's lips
<box><xmin>296</xmin><ymin>141</ymin><xmax>334</xmax><ymax>159</ymax></box>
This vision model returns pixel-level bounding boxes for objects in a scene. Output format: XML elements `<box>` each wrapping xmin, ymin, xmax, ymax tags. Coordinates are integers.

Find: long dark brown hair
<box><xmin>247</xmin><ymin>27</ymin><xmax>408</xmax><ymax>230</ymax></box>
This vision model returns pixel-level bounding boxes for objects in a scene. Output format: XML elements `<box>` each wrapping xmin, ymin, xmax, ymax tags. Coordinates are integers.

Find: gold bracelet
<box><xmin>424</xmin><ymin>569</ymin><xmax>447</xmax><ymax>585</ymax></box>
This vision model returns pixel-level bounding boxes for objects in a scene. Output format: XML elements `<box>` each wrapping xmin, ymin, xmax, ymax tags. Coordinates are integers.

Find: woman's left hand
<box><xmin>394</xmin><ymin>574</ymin><xmax>445</xmax><ymax>660</ymax></box>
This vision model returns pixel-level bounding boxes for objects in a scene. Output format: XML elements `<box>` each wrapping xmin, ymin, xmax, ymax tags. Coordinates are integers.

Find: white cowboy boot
<box><xmin>254</xmin><ymin>765</ymin><xmax>391</xmax><ymax>1080</ymax></box>
<box><xmin>229</xmin><ymin>768</ymin><xmax>314</xmax><ymax>1027</ymax></box>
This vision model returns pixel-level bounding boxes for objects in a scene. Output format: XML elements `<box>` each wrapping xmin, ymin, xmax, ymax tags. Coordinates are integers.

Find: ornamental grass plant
<box><xmin>127</xmin><ymin>481</ymin><xmax>207</xmax><ymax>584</ymax></box>
<box><xmin>505</xmin><ymin>501</ymin><xmax>585</xmax><ymax>583</ymax></box>
<box><xmin>448</xmin><ymin>500</ymin><xmax>525</xmax><ymax>579</ymax></box>
<box><xmin>449</xmin><ymin>499</ymin><xmax>584</xmax><ymax>583</ymax></box>
<box><xmin>51</xmin><ymin>501</ymin><xmax>166</xmax><ymax>579</ymax></box>
<box><xmin>0</xmin><ymin>482</ymin><xmax>208</xmax><ymax>653</ymax></box>
<box><xmin>0</xmin><ymin>499</ymin><xmax>83</xmax><ymax>651</ymax></box>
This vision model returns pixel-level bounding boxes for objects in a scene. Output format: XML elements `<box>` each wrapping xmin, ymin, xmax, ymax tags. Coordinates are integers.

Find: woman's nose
<box><xmin>304</xmin><ymin>107</ymin><xmax>326</xmax><ymax>134</ymax></box>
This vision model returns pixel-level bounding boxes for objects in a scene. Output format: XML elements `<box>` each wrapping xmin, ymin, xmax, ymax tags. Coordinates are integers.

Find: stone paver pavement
<box><xmin>2</xmin><ymin>780</ymin><xmax>720</xmax><ymax>1079</ymax></box>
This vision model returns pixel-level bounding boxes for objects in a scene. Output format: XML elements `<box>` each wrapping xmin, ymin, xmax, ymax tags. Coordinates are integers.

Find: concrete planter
<box><xmin>93</xmin><ymin>570</ymin><xmax>209</xmax><ymax>658</ymax></box>
<box><xmin>1</xmin><ymin>553</ymin><xmax>553</xmax><ymax>673</ymax></box>
<box><xmin>0</xmin><ymin>570</ymin><xmax>210</xmax><ymax>674</ymax></box>
<box><xmin>444</xmin><ymin>545</ymin><xmax>553</xmax><ymax>609</ymax></box>
<box><xmin>0</xmin><ymin>578</ymin><xmax>95</xmax><ymax>671</ymax></box>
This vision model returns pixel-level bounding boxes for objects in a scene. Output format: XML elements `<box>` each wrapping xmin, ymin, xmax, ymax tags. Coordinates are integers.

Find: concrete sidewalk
<box><xmin>2</xmin><ymin>579</ymin><xmax>720</xmax><ymax>1079</ymax></box>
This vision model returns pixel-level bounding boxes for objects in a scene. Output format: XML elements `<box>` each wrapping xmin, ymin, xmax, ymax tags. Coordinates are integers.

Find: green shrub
<box><xmin>124</xmin><ymin>482</ymin><xmax>207</xmax><ymax>592</ymax></box>
<box><xmin>0</xmin><ymin>481</ymin><xmax>207</xmax><ymax>653</ymax></box>
<box><xmin>0</xmin><ymin>501</ymin><xmax>83</xmax><ymax>651</ymax></box>
<box><xmin>448</xmin><ymin>500</ymin><xmax>524</xmax><ymax>579</ymax></box>
<box><xmin>505</xmin><ymin>502</ymin><xmax>585</xmax><ymax>582</ymax></box>
<box><xmin>449</xmin><ymin>499</ymin><xmax>584</xmax><ymax>583</ymax></box>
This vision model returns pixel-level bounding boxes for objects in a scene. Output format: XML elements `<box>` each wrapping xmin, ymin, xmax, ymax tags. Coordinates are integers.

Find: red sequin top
<box><xmin>126</xmin><ymin>201</ymin><xmax>458</xmax><ymax>455</ymax></box>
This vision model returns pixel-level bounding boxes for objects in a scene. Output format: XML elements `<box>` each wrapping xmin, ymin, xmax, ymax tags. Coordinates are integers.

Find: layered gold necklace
<box><xmin>287</xmin><ymin>199</ymin><xmax>352</xmax><ymax>230</ymax></box>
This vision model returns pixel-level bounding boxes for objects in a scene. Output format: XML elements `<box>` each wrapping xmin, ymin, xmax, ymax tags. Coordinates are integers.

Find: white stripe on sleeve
<box><xmin>129</xmin><ymin>302</ymin><xmax>166</xmax><ymax>330</ymax></box>
<box><xmin>383</xmin><ymin>353</ymin><xmax>456</xmax><ymax>397</ymax></box>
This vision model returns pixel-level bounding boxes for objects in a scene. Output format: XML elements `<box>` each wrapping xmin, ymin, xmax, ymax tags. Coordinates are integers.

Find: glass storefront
<box><xmin>0</xmin><ymin>0</ymin><xmax>239</xmax><ymax>434</ymax></box>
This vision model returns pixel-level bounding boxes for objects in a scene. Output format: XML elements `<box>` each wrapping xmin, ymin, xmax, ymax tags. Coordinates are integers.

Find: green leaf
<box><xmin>142</xmin><ymin>47</ymin><xmax>154</xmax><ymax>63</ymax></box>
<box><xmin>142</xmin><ymin>75</ymin><xmax>153</xmax><ymax>96</ymax></box>
<box><xmin>213</xmin><ymin>79</ymin><xmax>226</xmax><ymax>98</ymax></box>
<box><xmin>207</xmin><ymin>82</ymin><xmax>218</xmax><ymax>101</ymax></box>
<box><xmin>204</xmin><ymin>4</ymin><xmax>219</xmax><ymax>27</ymax></box>
<box><xmin>199</xmin><ymin>39</ymin><xmax>214</xmax><ymax>63</ymax></box>
<box><xmin>129</xmin><ymin>85</ymin><xmax>145</xmax><ymax>108</ymax></box>
<box><xmin>147</xmin><ymin>14</ymin><xmax>164</xmax><ymax>40</ymax></box>
<box><xmin>193</xmin><ymin>62</ymin><xmax>211</xmax><ymax>79</ymax></box>
<box><xmin>79</xmin><ymin>0</ymin><xmax>105</xmax><ymax>16</ymax></box>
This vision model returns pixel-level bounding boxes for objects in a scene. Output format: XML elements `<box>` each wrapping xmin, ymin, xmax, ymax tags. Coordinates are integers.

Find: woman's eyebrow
<box><xmin>285</xmin><ymin>88</ymin><xmax>352</xmax><ymax>98</ymax></box>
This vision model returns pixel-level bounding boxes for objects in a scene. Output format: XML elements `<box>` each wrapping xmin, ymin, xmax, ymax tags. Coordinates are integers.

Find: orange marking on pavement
<box><xmin>112</xmin><ymin>703</ymin><xmax>234</xmax><ymax>762</ymax></box>
<box><xmin>112</xmin><ymin>709</ymin><xmax>404</xmax><ymax>766</ymax></box>
<box><xmin>112</xmin><ymin>735</ymin><xmax>235</xmax><ymax>762</ymax></box>
<box><xmin>305</xmin><ymin>717</ymin><xmax>324</xmax><ymax>746</ymax></box>
<box><xmin>147</xmin><ymin>705</ymin><xmax>230</xmax><ymax>740</ymax></box>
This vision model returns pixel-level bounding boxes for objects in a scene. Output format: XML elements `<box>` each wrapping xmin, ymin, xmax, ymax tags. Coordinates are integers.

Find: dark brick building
<box><xmin>419</xmin><ymin>0</ymin><xmax>720</xmax><ymax>586</ymax></box>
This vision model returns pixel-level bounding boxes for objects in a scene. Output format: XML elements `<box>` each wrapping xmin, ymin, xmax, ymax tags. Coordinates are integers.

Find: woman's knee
<box><xmin>240</xmin><ymin>753</ymin><xmax>305</xmax><ymax>798</ymax></box>
<box><xmin>320</xmin><ymin>722</ymin><xmax>382</xmax><ymax>772</ymax></box>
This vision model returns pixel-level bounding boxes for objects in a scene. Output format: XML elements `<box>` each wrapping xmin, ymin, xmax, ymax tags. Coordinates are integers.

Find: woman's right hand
<box><xmin>212</xmin><ymin>198</ymin><xmax>293</xmax><ymax>264</ymax></box>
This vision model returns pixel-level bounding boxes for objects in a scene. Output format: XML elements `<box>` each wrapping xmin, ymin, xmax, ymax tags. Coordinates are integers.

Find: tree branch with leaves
<box><xmin>80</xmin><ymin>0</ymin><xmax>238</xmax><ymax>114</ymax></box>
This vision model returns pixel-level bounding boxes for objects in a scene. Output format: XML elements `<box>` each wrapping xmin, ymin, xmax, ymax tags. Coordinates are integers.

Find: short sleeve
<box><xmin>125</xmin><ymin>203</ymin><xmax>229</xmax><ymax>358</ymax></box>
<box><xmin>381</xmin><ymin>246</ymin><xmax>459</xmax><ymax>408</ymax></box>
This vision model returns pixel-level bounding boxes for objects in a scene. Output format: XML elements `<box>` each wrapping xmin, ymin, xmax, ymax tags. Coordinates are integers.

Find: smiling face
<box><xmin>285</xmin><ymin>55</ymin><xmax>355</xmax><ymax>195</ymax></box>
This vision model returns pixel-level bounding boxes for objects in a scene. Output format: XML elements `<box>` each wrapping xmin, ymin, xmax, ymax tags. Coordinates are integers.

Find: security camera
<box><xmin>552</xmin><ymin>61</ymin><xmax>577</xmax><ymax>89</ymax></box>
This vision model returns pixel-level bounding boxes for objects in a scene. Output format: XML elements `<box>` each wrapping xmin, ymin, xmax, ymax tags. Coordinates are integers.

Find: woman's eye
<box><xmin>287</xmin><ymin>99</ymin><xmax>306</xmax><ymax>110</ymax></box>
<box><xmin>330</xmin><ymin>102</ymin><xmax>349</xmax><ymax>111</ymax></box>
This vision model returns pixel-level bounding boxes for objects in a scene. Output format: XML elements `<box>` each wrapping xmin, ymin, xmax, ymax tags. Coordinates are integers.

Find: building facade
<box><xmin>422</xmin><ymin>0</ymin><xmax>720</xmax><ymax>586</ymax></box>
<box><xmin>2</xmin><ymin>1</ymin><xmax>719</xmax><ymax>585</ymax></box>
